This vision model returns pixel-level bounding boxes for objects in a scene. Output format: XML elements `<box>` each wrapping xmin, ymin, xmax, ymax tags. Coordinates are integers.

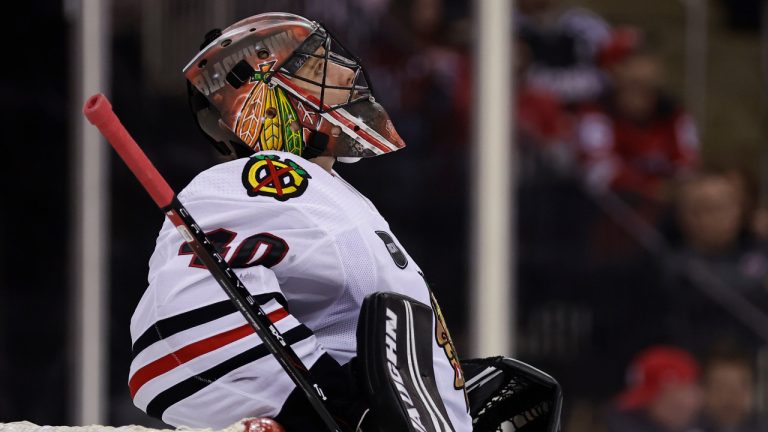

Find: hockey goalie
<box><xmin>127</xmin><ymin>13</ymin><xmax>561</xmax><ymax>432</ymax></box>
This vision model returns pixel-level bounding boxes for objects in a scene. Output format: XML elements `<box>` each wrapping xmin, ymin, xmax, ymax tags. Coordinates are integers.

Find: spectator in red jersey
<box><xmin>452</xmin><ymin>36</ymin><xmax>573</xmax><ymax>169</ymax></box>
<box><xmin>516</xmin><ymin>0</ymin><xmax>612</xmax><ymax>104</ymax></box>
<box><xmin>516</xmin><ymin>0</ymin><xmax>640</xmax><ymax>106</ymax></box>
<box><xmin>514</xmin><ymin>38</ymin><xmax>573</xmax><ymax>149</ymax></box>
<box><xmin>514</xmin><ymin>37</ymin><xmax>581</xmax><ymax>181</ymax></box>
<box><xmin>604</xmin><ymin>346</ymin><xmax>703</xmax><ymax>432</ymax></box>
<box><xmin>576</xmin><ymin>50</ymin><xmax>700</xmax><ymax>204</ymax></box>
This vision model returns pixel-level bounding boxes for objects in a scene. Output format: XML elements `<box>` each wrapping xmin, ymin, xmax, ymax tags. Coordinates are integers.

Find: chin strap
<box><xmin>301</xmin><ymin>131</ymin><xmax>329</xmax><ymax>159</ymax></box>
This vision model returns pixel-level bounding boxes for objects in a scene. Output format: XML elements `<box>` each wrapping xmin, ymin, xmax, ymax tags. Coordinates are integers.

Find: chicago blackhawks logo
<box><xmin>242</xmin><ymin>154</ymin><xmax>311</xmax><ymax>201</ymax></box>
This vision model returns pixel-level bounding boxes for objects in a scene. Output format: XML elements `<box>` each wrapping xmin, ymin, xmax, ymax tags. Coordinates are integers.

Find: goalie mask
<box><xmin>184</xmin><ymin>12</ymin><xmax>406</xmax><ymax>160</ymax></box>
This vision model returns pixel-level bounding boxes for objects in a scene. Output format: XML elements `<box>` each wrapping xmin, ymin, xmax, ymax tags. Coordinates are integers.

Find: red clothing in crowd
<box><xmin>517</xmin><ymin>86</ymin><xmax>571</xmax><ymax>145</ymax></box>
<box><xmin>452</xmin><ymin>51</ymin><xmax>571</xmax><ymax>147</ymax></box>
<box><xmin>576</xmin><ymin>99</ymin><xmax>699</xmax><ymax>199</ymax></box>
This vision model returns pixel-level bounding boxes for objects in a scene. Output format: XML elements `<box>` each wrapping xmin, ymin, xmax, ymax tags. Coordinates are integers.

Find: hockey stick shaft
<box><xmin>83</xmin><ymin>93</ymin><xmax>342</xmax><ymax>432</ymax></box>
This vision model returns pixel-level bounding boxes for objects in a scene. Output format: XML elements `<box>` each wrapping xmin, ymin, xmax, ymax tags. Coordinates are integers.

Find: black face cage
<box><xmin>461</xmin><ymin>357</ymin><xmax>563</xmax><ymax>432</ymax></box>
<box><xmin>278</xmin><ymin>24</ymin><xmax>374</xmax><ymax>113</ymax></box>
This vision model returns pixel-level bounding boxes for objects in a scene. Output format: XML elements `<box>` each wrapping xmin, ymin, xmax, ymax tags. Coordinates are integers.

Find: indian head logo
<box><xmin>241</xmin><ymin>154</ymin><xmax>311</xmax><ymax>201</ymax></box>
<box><xmin>235</xmin><ymin>61</ymin><xmax>305</xmax><ymax>154</ymax></box>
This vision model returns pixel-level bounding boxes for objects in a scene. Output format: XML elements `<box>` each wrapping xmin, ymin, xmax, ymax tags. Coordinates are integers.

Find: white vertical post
<box><xmin>69</xmin><ymin>0</ymin><xmax>110</xmax><ymax>425</ymax></box>
<box><xmin>470</xmin><ymin>0</ymin><xmax>514</xmax><ymax>358</ymax></box>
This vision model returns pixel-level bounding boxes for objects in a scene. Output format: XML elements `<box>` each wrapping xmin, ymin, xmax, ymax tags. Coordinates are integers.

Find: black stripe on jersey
<box><xmin>132</xmin><ymin>293</ymin><xmax>289</xmax><ymax>358</ymax></box>
<box><xmin>145</xmin><ymin>324</ymin><xmax>313</xmax><ymax>420</ymax></box>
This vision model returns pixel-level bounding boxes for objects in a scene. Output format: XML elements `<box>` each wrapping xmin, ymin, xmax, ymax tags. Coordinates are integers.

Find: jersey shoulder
<box><xmin>148</xmin><ymin>151</ymin><xmax>345</xmax><ymax>287</ymax></box>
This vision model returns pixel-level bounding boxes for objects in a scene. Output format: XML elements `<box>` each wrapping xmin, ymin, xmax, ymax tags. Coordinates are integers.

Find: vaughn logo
<box><xmin>385</xmin><ymin>307</ymin><xmax>428</xmax><ymax>432</ymax></box>
<box><xmin>376</xmin><ymin>231</ymin><xmax>408</xmax><ymax>269</ymax></box>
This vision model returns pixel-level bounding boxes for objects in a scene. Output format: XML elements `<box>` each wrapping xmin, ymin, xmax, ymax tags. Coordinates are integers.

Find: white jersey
<box><xmin>129</xmin><ymin>151</ymin><xmax>472</xmax><ymax>430</ymax></box>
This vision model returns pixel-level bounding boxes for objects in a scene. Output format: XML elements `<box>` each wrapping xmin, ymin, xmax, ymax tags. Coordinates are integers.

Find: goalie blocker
<box><xmin>356</xmin><ymin>292</ymin><xmax>562</xmax><ymax>432</ymax></box>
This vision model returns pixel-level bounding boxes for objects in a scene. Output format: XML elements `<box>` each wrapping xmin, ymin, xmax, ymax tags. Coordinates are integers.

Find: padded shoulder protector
<box><xmin>357</xmin><ymin>292</ymin><xmax>456</xmax><ymax>432</ymax></box>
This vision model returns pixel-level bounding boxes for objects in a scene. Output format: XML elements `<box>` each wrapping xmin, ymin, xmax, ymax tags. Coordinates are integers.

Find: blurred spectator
<box><xmin>751</xmin><ymin>206</ymin><xmax>768</xmax><ymax>242</ymax></box>
<box><xmin>674</xmin><ymin>170</ymin><xmax>768</xmax><ymax>295</ymax></box>
<box><xmin>665</xmin><ymin>170</ymin><xmax>768</xmax><ymax>355</ymax></box>
<box><xmin>574</xmin><ymin>50</ymin><xmax>699</xmax><ymax>262</ymax></box>
<box><xmin>604</xmin><ymin>346</ymin><xmax>703</xmax><ymax>432</ymax></box>
<box><xmin>452</xmin><ymin>35</ymin><xmax>575</xmax><ymax>177</ymax></box>
<box><xmin>576</xmin><ymin>50</ymin><xmax>700</xmax><ymax>205</ymax></box>
<box><xmin>516</xmin><ymin>0</ymin><xmax>636</xmax><ymax>105</ymax></box>
<box><xmin>514</xmin><ymin>37</ymin><xmax>574</xmax><ymax>170</ymax></box>
<box><xmin>697</xmin><ymin>347</ymin><xmax>768</xmax><ymax>432</ymax></box>
<box><xmin>675</xmin><ymin>171</ymin><xmax>749</xmax><ymax>257</ymax></box>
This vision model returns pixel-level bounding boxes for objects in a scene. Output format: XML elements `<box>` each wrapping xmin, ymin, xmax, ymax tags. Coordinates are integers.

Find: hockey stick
<box><xmin>83</xmin><ymin>93</ymin><xmax>342</xmax><ymax>432</ymax></box>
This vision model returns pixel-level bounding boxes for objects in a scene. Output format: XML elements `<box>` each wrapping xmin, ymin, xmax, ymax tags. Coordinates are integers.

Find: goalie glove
<box><xmin>461</xmin><ymin>357</ymin><xmax>563</xmax><ymax>432</ymax></box>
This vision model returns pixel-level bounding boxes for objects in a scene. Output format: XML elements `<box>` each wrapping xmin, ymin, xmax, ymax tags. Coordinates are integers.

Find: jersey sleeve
<box><xmin>129</xmin><ymin>179</ymin><xmax>358</xmax><ymax>429</ymax></box>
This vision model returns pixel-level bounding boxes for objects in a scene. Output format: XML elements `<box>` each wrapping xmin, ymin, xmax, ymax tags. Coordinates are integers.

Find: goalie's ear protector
<box><xmin>357</xmin><ymin>292</ymin><xmax>455</xmax><ymax>432</ymax></box>
<box><xmin>186</xmin><ymin>81</ymin><xmax>254</xmax><ymax>158</ymax></box>
<box><xmin>185</xmin><ymin>28</ymin><xmax>259</xmax><ymax>159</ymax></box>
<box><xmin>461</xmin><ymin>357</ymin><xmax>563</xmax><ymax>432</ymax></box>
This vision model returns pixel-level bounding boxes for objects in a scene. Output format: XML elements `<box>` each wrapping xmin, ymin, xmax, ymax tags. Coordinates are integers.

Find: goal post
<box><xmin>470</xmin><ymin>0</ymin><xmax>515</xmax><ymax>358</ymax></box>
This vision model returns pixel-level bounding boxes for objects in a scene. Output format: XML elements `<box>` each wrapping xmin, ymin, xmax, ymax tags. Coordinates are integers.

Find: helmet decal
<box><xmin>235</xmin><ymin>67</ymin><xmax>267</xmax><ymax>147</ymax></box>
<box><xmin>234</xmin><ymin>61</ymin><xmax>306</xmax><ymax>154</ymax></box>
<box><xmin>236</xmin><ymin>85</ymin><xmax>306</xmax><ymax>153</ymax></box>
<box><xmin>276</xmin><ymin>88</ymin><xmax>304</xmax><ymax>154</ymax></box>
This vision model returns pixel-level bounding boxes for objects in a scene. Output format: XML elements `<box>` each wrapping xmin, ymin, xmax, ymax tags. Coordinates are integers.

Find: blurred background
<box><xmin>3</xmin><ymin>0</ymin><xmax>768</xmax><ymax>431</ymax></box>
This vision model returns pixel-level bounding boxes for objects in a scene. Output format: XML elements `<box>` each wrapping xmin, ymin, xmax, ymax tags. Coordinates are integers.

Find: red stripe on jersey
<box><xmin>129</xmin><ymin>307</ymin><xmax>289</xmax><ymax>398</ymax></box>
